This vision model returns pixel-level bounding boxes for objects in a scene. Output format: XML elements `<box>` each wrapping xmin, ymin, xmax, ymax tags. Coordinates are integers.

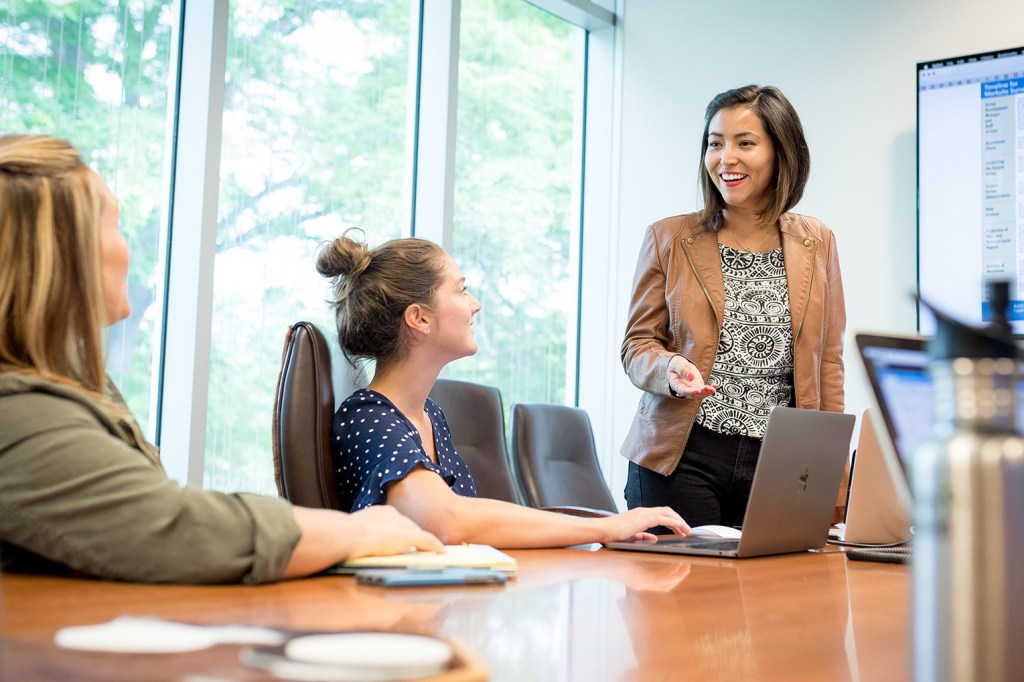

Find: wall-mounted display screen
<box><xmin>918</xmin><ymin>46</ymin><xmax>1024</xmax><ymax>334</ymax></box>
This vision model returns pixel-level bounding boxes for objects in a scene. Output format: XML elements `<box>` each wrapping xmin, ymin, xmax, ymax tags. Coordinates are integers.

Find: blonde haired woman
<box><xmin>317</xmin><ymin>233</ymin><xmax>692</xmax><ymax>547</ymax></box>
<box><xmin>0</xmin><ymin>135</ymin><xmax>441</xmax><ymax>583</ymax></box>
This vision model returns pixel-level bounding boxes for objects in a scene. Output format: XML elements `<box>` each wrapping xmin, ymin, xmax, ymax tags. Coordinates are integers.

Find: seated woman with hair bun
<box><xmin>316</xmin><ymin>234</ymin><xmax>691</xmax><ymax>547</ymax></box>
<box><xmin>0</xmin><ymin>135</ymin><xmax>442</xmax><ymax>584</ymax></box>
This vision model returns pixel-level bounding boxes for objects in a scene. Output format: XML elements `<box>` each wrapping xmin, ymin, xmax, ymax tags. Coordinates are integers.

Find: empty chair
<box><xmin>510</xmin><ymin>403</ymin><xmax>618</xmax><ymax>514</ymax></box>
<box><xmin>428</xmin><ymin>378</ymin><xmax>522</xmax><ymax>504</ymax></box>
<box><xmin>272</xmin><ymin>321</ymin><xmax>367</xmax><ymax>509</ymax></box>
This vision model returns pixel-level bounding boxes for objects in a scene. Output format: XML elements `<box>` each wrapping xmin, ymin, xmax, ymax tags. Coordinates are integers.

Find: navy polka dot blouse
<box><xmin>332</xmin><ymin>388</ymin><xmax>478</xmax><ymax>512</ymax></box>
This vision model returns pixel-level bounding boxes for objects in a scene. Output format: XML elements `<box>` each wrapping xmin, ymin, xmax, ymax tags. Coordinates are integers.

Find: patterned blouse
<box><xmin>331</xmin><ymin>389</ymin><xmax>478</xmax><ymax>511</ymax></box>
<box><xmin>696</xmin><ymin>244</ymin><xmax>795</xmax><ymax>438</ymax></box>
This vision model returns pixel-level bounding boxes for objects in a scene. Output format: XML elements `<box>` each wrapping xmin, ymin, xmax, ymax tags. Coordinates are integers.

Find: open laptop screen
<box><xmin>855</xmin><ymin>334</ymin><xmax>932</xmax><ymax>471</ymax></box>
<box><xmin>856</xmin><ymin>332</ymin><xmax>1024</xmax><ymax>470</ymax></box>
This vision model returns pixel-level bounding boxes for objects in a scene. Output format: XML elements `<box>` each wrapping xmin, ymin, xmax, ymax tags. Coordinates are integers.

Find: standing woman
<box><xmin>620</xmin><ymin>85</ymin><xmax>846</xmax><ymax>528</ymax></box>
<box><xmin>0</xmin><ymin>135</ymin><xmax>441</xmax><ymax>584</ymax></box>
<box><xmin>317</xmin><ymin>234</ymin><xmax>691</xmax><ymax>547</ymax></box>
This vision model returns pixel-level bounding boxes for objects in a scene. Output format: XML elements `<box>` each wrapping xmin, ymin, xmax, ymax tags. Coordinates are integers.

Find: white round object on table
<box><xmin>282</xmin><ymin>632</ymin><xmax>453</xmax><ymax>680</ymax></box>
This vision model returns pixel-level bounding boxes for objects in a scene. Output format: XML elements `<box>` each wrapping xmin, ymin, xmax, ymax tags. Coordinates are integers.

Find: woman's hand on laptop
<box><xmin>599</xmin><ymin>506</ymin><xmax>691</xmax><ymax>543</ymax></box>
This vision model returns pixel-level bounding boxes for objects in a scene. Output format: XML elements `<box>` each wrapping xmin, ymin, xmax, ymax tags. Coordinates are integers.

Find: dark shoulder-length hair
<box><xmin>697</xmin><ymin>85</ymin><xmax>810</xmax><ymax>232</ymax></box>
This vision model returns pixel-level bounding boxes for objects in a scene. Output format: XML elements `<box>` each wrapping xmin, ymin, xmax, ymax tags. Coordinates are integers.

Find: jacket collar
<box><xmin>679</xmin><ymin>213</ymin><xmax>819</xmax><ymax>337</ymax></box>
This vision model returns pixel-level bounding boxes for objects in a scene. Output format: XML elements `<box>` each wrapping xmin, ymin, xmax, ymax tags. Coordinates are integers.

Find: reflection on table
<box><xmin>0</xmin><ymin>546</ymin><xmax>909</xmax><ymax>681</ymax></box>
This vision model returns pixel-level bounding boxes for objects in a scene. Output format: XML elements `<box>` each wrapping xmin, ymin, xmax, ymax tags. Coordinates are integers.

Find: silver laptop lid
<box><xmin>603</xmin><ymin>407</ymin><xmax>854</xmax><ymax>558</ymax></box>
<box><xmin>735</xmin><ymin>407</ymin><xmax>854</xmax><ymax>557</ymax></box>
<box><xmin>844</xmin><ymin>408</ymin><xmax>913</xmax><ymax>544</ymax></box>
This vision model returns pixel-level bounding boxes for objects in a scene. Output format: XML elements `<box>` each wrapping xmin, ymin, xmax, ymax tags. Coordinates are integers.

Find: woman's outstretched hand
<box><xmin>668</xmin><ymin>355</ymin><xmax>717</xmax><ymax>399</ymax></box>
<box><xmin>599</xmin><ymin>506</ymin><xmax>691</xmax><ymax>543</ymax></box>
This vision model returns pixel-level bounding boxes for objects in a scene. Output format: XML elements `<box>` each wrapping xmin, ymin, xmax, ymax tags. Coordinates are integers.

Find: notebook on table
<box><xmin>324</xmin><ymin>544</ymin><xmax>518</xmax><ymax>575</ymax></box>
<box><xmin>604</xmin><ymin>406</ymin><xmax>855</xmax><ymax>559</ymax></box>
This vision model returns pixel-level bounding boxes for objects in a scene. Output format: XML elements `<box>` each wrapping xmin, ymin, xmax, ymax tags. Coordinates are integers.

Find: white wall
<box><xmin>585</xmin><ymin>0</ymin><xmax>1024</xmax><ymax>507</ymax></box>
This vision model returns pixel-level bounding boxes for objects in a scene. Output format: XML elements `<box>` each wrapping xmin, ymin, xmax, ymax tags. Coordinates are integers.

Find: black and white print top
<box><xmin>331</xmin><ymin>388</ymin><xmax>478</xmax><ymax>512</ymax></box>
<box><xmin>696</xmin><ymin>243</ymin><xmax>795</xmax><ymax>439</ymax></box>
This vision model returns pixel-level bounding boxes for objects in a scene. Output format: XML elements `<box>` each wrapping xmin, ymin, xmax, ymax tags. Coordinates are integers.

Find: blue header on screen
<box><xmin>981</xmin><ymin>78</ymin><xmax>1024</xmax><ymax>98</ymax></box>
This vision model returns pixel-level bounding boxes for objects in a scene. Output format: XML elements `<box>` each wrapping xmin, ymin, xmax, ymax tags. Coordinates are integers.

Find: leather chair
<box><xmin>428</xmin><ymin>378</ymin><xmax>523</xmax><ymax>504</ymax></box>
<box><xmin>272</xmin><ymin>321</ymin><xmax>367</xmax><ymax>509</ymax></box>
<box><xmin>510</xmin><ymin>403</ymin><xmax>619</xmax><ymax>514</ymax></box>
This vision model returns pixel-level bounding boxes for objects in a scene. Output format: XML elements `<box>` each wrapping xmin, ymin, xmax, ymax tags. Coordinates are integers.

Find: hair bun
<box><xmin>316</xmin><ymin>232</ymin><xmax>372</xmax><ymax>280</ymax></box>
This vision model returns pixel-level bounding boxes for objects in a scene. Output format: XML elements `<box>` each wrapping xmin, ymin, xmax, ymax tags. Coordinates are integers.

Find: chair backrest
<box><xmin>428</xmin><ymin>378</ymin><xmax>522</xmax><ymax>504</ymax></box>
<box><xmin>510</xmin><ymin>403</ymin><xmax>618</xmax><ymax>513</ymax></box>
<box><xmin>272</xmin><ymin>321</ymin><xmax>367</xmax><ymax>509</ymax></box>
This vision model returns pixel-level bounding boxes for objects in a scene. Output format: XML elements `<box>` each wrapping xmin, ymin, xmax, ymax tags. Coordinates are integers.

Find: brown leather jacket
<box><xmin>620</xmin><ymin>211</ymin><xmax>847</xmax><ymax>480</ymax></box>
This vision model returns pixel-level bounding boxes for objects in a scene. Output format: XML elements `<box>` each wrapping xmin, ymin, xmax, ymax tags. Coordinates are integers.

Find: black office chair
<box><xmin>271</xmin><ymin>321</ymin><xmax>367</xmax><ymax>509</ymax></box>
<box><xmin>428</xmin><ymin>378</ymin><xmax>523</xmax><ymax>504</ymax></box>
<box><xmin>510</xmin><ymin>403</ymin><xmax>619</xmax><ymax>515</ymax></box>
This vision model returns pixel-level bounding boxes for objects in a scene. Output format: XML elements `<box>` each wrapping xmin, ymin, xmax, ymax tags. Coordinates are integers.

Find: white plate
<box><xmin>280</xmin><ymin>632</ymin><xmax>453</xmax><ymax>680</ymax></box>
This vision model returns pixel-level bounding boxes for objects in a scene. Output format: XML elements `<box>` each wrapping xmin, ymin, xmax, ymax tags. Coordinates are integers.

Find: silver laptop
<box><xmin>845</xmin><ymin>333</ymin><xmax>926</xmax><ymax>544</ymax></box>
<box><xmin>604</xmin><ymin>407</ymin><xmax>855</xmax><ymax>558</ymax></box>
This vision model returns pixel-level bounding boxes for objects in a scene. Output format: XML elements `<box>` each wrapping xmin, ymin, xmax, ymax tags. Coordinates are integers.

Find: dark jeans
<box><xmin>624</xmin><ymin>423</ymin><xmax>762</xmax><ymax>530</ymax></box>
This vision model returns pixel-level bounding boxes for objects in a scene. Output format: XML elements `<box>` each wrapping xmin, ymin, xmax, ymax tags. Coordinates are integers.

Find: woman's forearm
<box><xmin>284</xmin><ymin>506</ymin><xmax>443</xmax><ymax>578</ymax></box>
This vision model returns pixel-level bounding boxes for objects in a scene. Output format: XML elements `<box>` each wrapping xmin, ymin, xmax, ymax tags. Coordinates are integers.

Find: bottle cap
<box><xmin>921</xmin><ymin>281</ymin><xmax>1018</xmax><ymax>361</ymax></box>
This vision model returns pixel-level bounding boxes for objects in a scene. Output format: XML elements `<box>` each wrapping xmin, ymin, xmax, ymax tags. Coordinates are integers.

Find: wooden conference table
<box><xmin>0</xmin><ymin>546</ymin><xmax>909</xmax><ymax>681</ymax></box>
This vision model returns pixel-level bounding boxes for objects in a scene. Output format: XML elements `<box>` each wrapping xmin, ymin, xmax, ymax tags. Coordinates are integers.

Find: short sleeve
<box><xmin>332</xmin><ymin>390</ymin><xmax>477</xmax><ymax>511</ymax></box>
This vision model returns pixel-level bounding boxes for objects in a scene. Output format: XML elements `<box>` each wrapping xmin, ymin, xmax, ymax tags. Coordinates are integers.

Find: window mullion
<box><xmin>412</xmin><ymin>0</ymin><xmax>460</xmax><ymax>250</ymax></box>
<box><xmin>158</xmin><ymin>0</ymin><xmax>229</xmax><ymax>486</ymax></box>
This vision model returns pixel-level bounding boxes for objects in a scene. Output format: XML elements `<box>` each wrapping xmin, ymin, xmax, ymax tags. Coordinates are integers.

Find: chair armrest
<box><xmin>541</xmin><ymin>505</ymin><xmax>614</xmax><ymax>518</ymax></box>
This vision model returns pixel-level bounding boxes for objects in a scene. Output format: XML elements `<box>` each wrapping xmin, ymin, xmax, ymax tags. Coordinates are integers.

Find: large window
<box><xmin>205</xmin><ymin>0</ymin><xmax>415</xmax><ymax>493</ymax></box>
<box><xmin>448</xmin><ymin>0</ymin><xmax>585</xmax><ymax>409</ymax></box>
<box><xmin>6</xmin><ymin>0</ymin><xmax>611</xmax><ymax>494</ymax></box>
<box><xmin>1</xmin><ymin>0</ymin><xmax>177</xmax><ymax>434</ymax></box>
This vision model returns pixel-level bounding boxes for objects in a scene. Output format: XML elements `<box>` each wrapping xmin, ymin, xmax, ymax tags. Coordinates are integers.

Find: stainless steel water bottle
<box><xmin>913</xmin><ymin>283</ymin><xmax>1024</xmax><ymax>682</ymax></box>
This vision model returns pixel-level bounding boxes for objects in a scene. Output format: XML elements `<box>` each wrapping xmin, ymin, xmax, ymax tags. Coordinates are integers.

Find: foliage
<box><xmin>1</xmin><ymin>0</ymin><xmax>176</xmax><ymax>431</ymax></box>
<box><xmin>448</xmin><ymin>0</ymin><xmax>579</xmax><ymax>408</ymax></box>
<box><xmin>4</xmin><ymin>0</ymin><xmax>583</xmax><ymax>494</ymax></box>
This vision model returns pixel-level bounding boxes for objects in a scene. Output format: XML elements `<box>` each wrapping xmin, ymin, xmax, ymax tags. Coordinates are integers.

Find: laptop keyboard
<box><xmin>660</xmin><ymin>538</ymin><xmax>739</xmax><ymax>550</ymax></box>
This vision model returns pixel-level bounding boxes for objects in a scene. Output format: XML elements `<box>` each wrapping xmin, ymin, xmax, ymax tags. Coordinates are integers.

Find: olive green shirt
<box><xmin>0</xmin><ymin>372</ymin><xmax>301</xmax><ymax>584</ymax></box>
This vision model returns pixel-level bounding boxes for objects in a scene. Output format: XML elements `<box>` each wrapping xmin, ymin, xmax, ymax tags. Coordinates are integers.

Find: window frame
<box><xmin>156</xmin><ymin>0</ymin><xmax>618</xmax><ymax>489</ymax></box>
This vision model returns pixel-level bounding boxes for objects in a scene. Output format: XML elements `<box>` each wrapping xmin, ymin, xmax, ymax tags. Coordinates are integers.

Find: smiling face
<box><xmin>703</xmin><ymin>106</ymin><xmax>777</xmax><ymax>215</ymax></box>
<box><xmin>427</xmin><ymin>254</ymin><xmax>482</xmax><ymax>362</ymax></box>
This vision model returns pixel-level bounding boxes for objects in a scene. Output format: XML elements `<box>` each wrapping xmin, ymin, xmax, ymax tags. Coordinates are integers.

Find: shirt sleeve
<box><xmin>621</xmin><ymin>223</ymin><xmax>681</xmax><ymax>396</ymax></box>
<box><xmin>333</xmin><ymin>393</ymin><xmax>477</xmax><ymax>510</ymax></box>
<box><xmin>334</xmin><ymin>398</ymin><xmax>438</xmax><ymax>511</ymax></box>
<box><xmin>0</xmin><ymin>393</ymin><xmax>301</xmax><ymax>584</ymax></box>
